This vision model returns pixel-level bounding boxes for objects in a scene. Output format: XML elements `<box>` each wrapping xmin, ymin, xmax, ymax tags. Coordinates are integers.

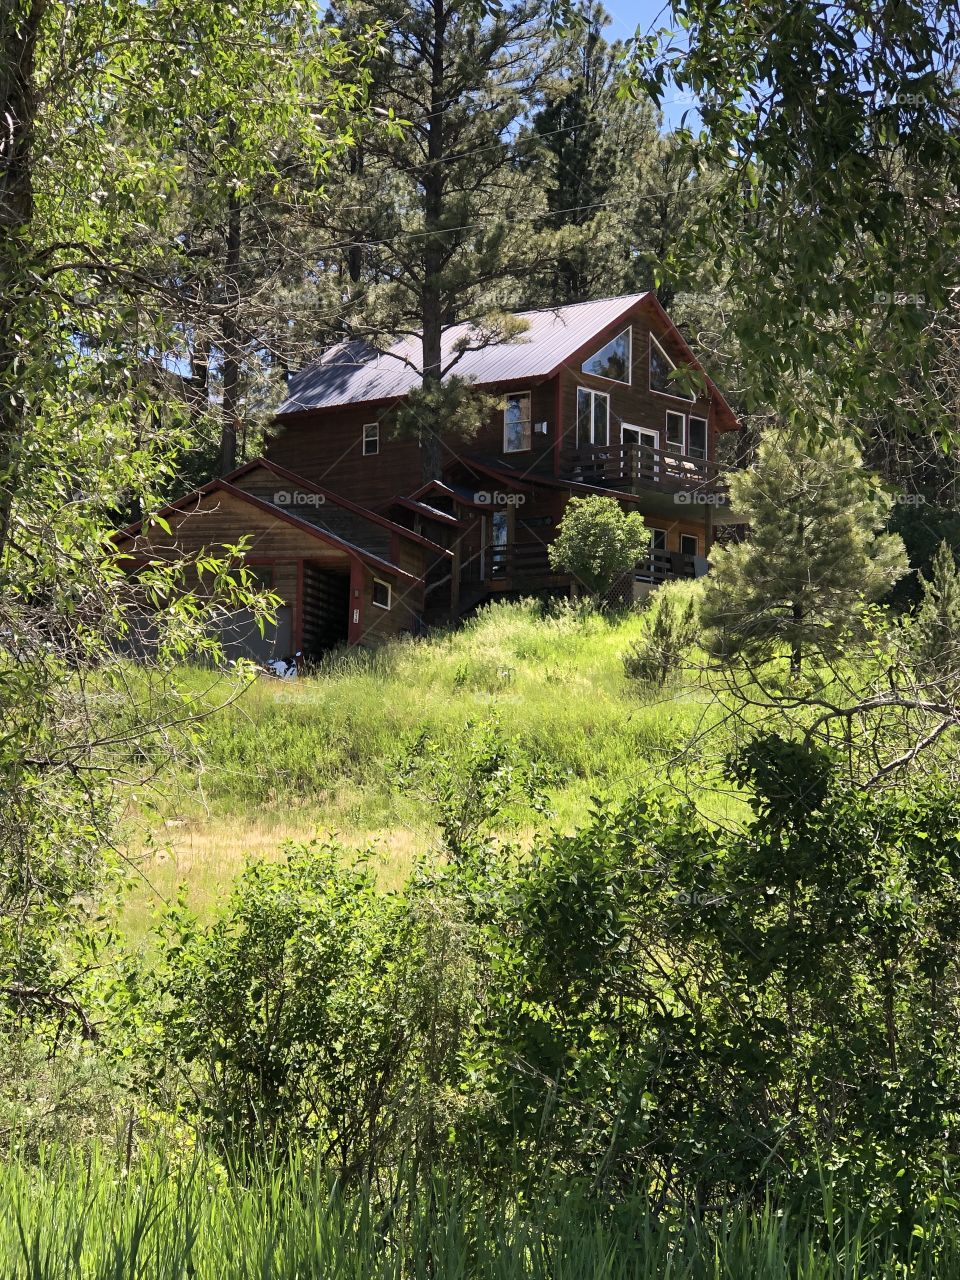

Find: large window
<box><xmin>650</xmin><ymin>334</ymin><xmax>694</xmax><ymax>400</ymax></box>
<box><xmin>362</xmin><ymin>422</ymin><xmax>379</xmax><ymax>456</ymax></box>
<box><xmin>688</xmin><ymin>416</ymin><xmax>708</xmax><ymax>459</ymax></box>
<box><xmin>503</xmin><ymin>392</ymin><xmax>532</xmax><ymax>452</ymax></box>
<box><xmin>665</xmin><ymin>411</ymin><xmax>686</xmax><ymax>452</ymax></box>
<box><xmin>576</xmin><ymin>387</ymin><xmax>610</xmax><ymax>446</ymax></box>
<box><xmin>581</xmin><ymin>327</ymin><xmax>632</xmax><ymax>383</ymax></box>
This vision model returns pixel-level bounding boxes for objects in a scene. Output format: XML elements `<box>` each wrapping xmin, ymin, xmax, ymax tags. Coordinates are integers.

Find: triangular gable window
<box><xmin>581</xmin><ymin>327</ymin><xmax>631</xmax><ymax>383</ymax></box>
<box><xmin>649</xmin><ymin>334</ymin><xmax>695</xmax><ymax>400</ymax></box>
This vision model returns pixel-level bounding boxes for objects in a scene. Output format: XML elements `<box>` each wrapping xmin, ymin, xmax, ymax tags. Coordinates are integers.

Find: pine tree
<box><xmin>701</xmin><ymin>428</ymin><xmax>908</xmax><ymax>674</ymax></box>
<box><xmin>320</xmin><ymin>0</ymin><xmax>555</xmax><ymax>480</ymax></box>
<box><xmin>911</xmin><ymin>540</ymin><xmax>960</xmax><ymax>685</ymax></box>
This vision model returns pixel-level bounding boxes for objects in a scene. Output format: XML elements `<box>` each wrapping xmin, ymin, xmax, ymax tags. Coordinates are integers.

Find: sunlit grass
<box><xmin>122</xmin><ymin>600</ymin><xmax>746</xmax><ymax>930</ymax></box>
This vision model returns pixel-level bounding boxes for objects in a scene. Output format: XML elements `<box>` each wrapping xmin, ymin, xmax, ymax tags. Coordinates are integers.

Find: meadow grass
<box><xmin>122</xmin><ymin>600</ymin><xmax>744</xmax><ymax>933</ymax></box>
<box><xmin>3</xmin><ymin>1144</ymin><xmax>957</xmax><ymax>1280</ymax></box>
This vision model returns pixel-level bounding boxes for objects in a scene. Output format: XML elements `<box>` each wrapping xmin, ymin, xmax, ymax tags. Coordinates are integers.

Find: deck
<box><xmin>560</xmin><ymin>442</ymin><xmax>724</xmax><ymax>494</ymax></box>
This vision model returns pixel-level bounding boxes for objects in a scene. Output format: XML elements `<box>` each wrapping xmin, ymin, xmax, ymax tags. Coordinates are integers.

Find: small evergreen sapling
<box><xmin>701</xmin><ymin>427</ymin><xmax>908</xmax><ymax>673</ymax></box>
<box><xmin>910</xmin><ymin>539</ymin><xmax>960</xmax><ymax>689</ymax></box>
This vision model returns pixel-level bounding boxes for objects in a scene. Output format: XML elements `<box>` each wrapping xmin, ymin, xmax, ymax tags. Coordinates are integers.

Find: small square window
<box><xmin>363</xmin><ymin>422</ymin><xmax>379</xmax><ymax>456</ymax></box>
<box><xmin>372</xmin><ymin>577</ymin><xmax>391</xmax><ymax>609</ymax></box>
<box><xmin>680</xmin><ymin>534</ymin><xmax>699</xmax><ymax>557</ymax></box>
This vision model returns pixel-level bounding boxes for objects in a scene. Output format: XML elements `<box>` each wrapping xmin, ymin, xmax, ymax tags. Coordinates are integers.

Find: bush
<box><xmin>132</xmin><ymin>842</ymin><xmax>475</xmax><ymax>1176</ymax></box>
<box><xmin>548</xmin><ymin>495</ymin><xmax>649</xmax><ymax>601</ymax></box>
<box><xmin>623</xmin><ymin>579</ymin><xmax>703</xmax><ymax>686</ymax></box>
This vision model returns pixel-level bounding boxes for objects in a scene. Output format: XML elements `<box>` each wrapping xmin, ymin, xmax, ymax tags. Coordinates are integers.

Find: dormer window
<box><xmin>581</xmin><ymin>327</ymin><xmax>631</xmax><ymax>383</ymax></box>
<box><xmin>650</xmin><ymin>335</ymin><xmax>694</xmax><ymax>401</ymax></box>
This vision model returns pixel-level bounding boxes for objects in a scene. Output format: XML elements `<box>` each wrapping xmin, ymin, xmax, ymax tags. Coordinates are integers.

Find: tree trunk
<box><xmin>220</xmin><ymin>192</ymin><xmax>242</xmax><ymax>476</ymax></box>
<box><xmin>419</xmin><ymin>0</ymin><xmax>447</xmax><ymax>484</ymax></box>
<box><xmin>790</xmin><ymin>600</ymin><xmax>803</xmax><ymax>674</ymax></box>
<box><xmin>0</xmin><ymin>0</ymin><xmax>45</xmax><ymax>558</ymax></box>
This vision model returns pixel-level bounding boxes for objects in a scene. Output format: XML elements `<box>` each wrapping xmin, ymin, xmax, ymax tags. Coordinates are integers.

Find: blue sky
<box><xmin>604</xmin><ymin>0</ymin><xmax>672</xmax><ymax>42</ymax></box>
<box><xmin>604</xmin><ymin>0</ymin><xmax>698</xmax><ymax>131</ymax></box>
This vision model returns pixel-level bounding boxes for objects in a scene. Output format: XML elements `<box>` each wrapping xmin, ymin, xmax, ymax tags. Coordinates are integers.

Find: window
<box><xmin>688</xmin><ymin>416</ymin><xmax>708</xmax><ymax>459</ymax></box>
<box><xmin>680</xmin><ymin>534</ymin><xmax>699</xmax><ymax>557</ymax></box>
<box><xmin>665</xmin><ymin>411</ymin><xmax>686</xmax><ymax>452</ymax></box>
<box><xmin>372</xmin><ymin>577</ymin><xmax>391</xmax><ymax>609</ymax></box>
<box><xmin>581</xmin><ymin>327</ymin><xmax>631</xmax><ymax>383</ymax></box>
<box><xmin>503</xmin><ymin>392</ymin><xmax>532</xmax><ymax>452</ymax></box>
<box><xmin>576</xmin><ymin>387</ymin><xmax>610</xmax><ymax>446</ymax></box>
<box><xmin>362</xmin><ymin>422</ymin><xmax>379</xmax><ymax>455</ymax></box>
<box><xmin>650</xmin><ymin>335</ymin><xmax>695</xmax><ymax>400</ymax></box>
<box><xmin>648</xmin><ymin>527</ymin><xmax>667</xmax><ymax>552</ymax></box>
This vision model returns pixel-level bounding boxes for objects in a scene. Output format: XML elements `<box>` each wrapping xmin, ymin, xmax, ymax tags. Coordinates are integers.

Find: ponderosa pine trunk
<box><xmin>418</xmin><ymin>0</ymin><xmax>447</xmax><ymax>485</ymax></box>
<box><xmin>220</xmin><ymin>192</ymin><xmax>242</xmax><ymax>475</ymax></box>
<box><xmin>0</xmin><ymin>0</ymin><xmax>44</xmax><ymax>558</ymax></box>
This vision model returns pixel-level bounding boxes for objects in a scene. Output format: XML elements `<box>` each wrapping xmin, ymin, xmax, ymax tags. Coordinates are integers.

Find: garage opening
<box><xmin>301</xmin><ymin>562</ymin><xmax>350</xmax><ymax>656</ymax></box>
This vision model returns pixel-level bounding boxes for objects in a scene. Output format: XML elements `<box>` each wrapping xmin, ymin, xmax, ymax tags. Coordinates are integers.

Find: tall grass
<box><xmin>122</xmin><ymin>601</ymin><xmax>742</xmax><ymax>932</ymax></box>
<box><xmin>3</xmin><ymin>1146</ymin><xmax>958</xmax><ymax>1279</ymax></box>
<box><xmin>181</xmin><ymin>600</ymin><xmax>725</xmax><ymax>814</ymax></box>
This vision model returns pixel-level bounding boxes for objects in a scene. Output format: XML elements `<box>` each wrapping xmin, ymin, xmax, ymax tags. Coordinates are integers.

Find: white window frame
<box><xmin>679</xmin><ymin>534</ymin><xmax>699</xmax><ymax>557</ymax></box>
<box><xmin>581</xmin><ymin>326</ymin><xmax>632</xmax><ymax>385</ymax></box>
<box><xmin>371</xmin><ymin>577</ymin><xmax>392</xmax><ymax>610</ymax></box>
<box><xmin>649</xmin><ymin>334</ymin><xmax>695</xmax><ymax>402</ymax></box>
<box><xmin>576</xmin><ymin>387</ymin><xmax>610</xmax><ymax>447</ymax></box>
<box><xmin>665</xmin><ymin>410</ymin><xmax>687</xmax><ymax>453</ymax></box>
<box><xmin>362</xmin><ymin>422</ymin><xmax>380</xmax><ymax>456</ymax></box>
<box><xmin>503</xmin><ymin>391</ymin><xmax>532</xmax><ymax>453</ymax></box>
<box><xmin>688</xmin><ymin>415</ymin><xmax>708</xmax><ymax>460</ymax></box>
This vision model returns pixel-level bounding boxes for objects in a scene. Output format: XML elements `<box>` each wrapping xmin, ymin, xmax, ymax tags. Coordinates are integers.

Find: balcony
<box><xmin>561</xmin><ymin>442</ymin><xmax>725</xmax><ymax>493</ymax></box>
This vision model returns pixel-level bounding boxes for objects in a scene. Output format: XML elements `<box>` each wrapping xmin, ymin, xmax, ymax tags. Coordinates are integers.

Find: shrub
<box><xmin>548</xmin><ymin>495</ymin><xmax>650</xmax><ymax>601</ymax></box>
<box><xmin>623</xmin><ymin>579</ymin><xmax>703</xmax><ymax>686</ymax></box>
<box><xmin>133</xmin><ymin>842</ymin><xmax>475</xmax><ymax>1176</ymax></box>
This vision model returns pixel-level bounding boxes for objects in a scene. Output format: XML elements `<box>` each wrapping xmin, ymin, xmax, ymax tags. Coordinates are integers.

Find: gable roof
<box><xmin>228</xmin><ymin>458</ymin><xmax>451</xmax><ymax>556</ymax></box>
<box><xmin>277</xmin><ymin>293</ymin><xmax>651</xmax><ymax>416</ymax></box>
<box><xmin>114</xmin><ymin>476</ymin><xmax>424</xmax><ymax>582</ymax></box>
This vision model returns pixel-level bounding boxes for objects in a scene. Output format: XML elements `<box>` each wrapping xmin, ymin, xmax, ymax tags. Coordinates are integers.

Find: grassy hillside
<box><xmin>123</xmin><ymin>600</ymin><xmax>739</xmax><ymax>933</ymax></box>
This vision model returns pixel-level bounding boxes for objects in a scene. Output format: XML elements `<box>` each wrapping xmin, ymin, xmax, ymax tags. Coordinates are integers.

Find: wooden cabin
<box><xmin>119</xmin><ymin>293</ymin><xmax>740</xmax><ymax>661</ymax></box>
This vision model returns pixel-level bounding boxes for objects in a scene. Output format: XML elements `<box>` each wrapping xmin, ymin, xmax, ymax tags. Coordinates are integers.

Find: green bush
<box><xmin>129</xmin><ymin>732</ymin><xmax>960</xmax><ymax>1223</ymax></box>
<box><xmin>623</xmin><ymin>580</ymin><xmax>703</xmax><ymax>686</ymax></box>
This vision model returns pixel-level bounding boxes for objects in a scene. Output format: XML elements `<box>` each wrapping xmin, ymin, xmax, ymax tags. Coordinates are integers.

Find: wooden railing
<box><xmin>636</xmin><ymin>547</ymin><xmax>697</xmax><ymax>584</ymax></box>
<box><xmin>561</xmin><ymin>442</ymin><xmax>724</xmax><ymax>492</ymax></box>
<box><xmin>460</xmin><ymin>542</ymin><xmax>698</xmax><ymax>587</ymax></box>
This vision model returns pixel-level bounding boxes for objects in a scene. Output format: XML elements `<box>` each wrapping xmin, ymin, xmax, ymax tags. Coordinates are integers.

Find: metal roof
<box><xmin>277</xmin><ymin>293</ymin><xmax>651</xmax><ymax>416</ymax></box>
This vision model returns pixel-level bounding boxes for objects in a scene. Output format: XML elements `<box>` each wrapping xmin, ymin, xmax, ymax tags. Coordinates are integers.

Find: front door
<box><xmin>622</xmin><ymin>425</ymin><xmax>659</xmax><ymax>481</ymax></box>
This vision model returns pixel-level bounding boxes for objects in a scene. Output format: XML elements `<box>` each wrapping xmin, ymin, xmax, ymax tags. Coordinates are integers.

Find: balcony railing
<box><xmin>460</xmin><ymin>542</ymin><xmax>699</xmax><ymax>588</ymax></box>
<box><xmin>561</xmin><ymin>442</ymin><xmax>724</xmax><ymax>492</ymax></box>
<box><xmin>636</xmin><ymin>547</ymin><xmax>697</xmax><ymax>585</ymax></box>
